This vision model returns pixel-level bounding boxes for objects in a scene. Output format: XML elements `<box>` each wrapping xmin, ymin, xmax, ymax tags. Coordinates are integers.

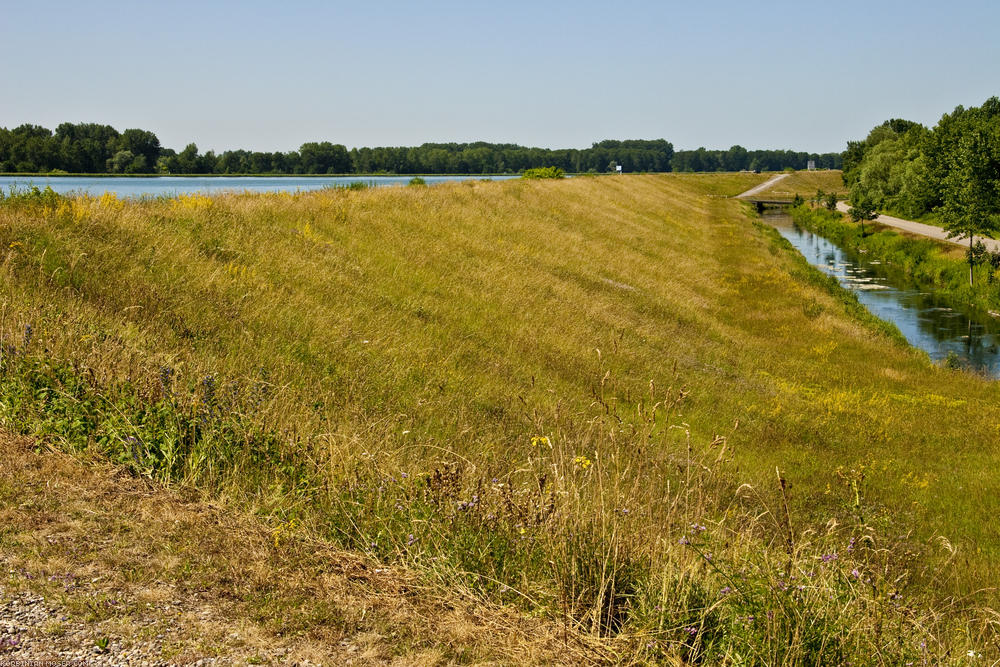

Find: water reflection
<box><xmin>764</xmin><ymin>210</ymin><xmax>1000</xmax><ymax>377</ymax></box>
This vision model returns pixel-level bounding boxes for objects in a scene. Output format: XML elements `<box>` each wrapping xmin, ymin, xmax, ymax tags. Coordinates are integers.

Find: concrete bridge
<box><xmin>742</xmin><ymin>198</ymin><xmax>795</xmax><ymax>212</ymax></box>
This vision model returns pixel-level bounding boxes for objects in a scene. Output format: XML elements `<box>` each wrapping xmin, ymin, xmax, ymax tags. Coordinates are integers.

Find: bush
<box><xmin>522</xmin><ymin>166</ymin><xmax>565</xmax><ymax>179</ymax></box>
<box><xmin>408</xmin><ymin>176</ymin><xmax>427</xmax><ymax>186</ymax></box>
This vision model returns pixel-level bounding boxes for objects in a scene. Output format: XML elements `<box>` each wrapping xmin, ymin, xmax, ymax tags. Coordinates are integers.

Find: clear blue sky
<box><xmin>1</xmin><ymin>0</ymin><xmax>997</xmax><ymax>154</ymax></box>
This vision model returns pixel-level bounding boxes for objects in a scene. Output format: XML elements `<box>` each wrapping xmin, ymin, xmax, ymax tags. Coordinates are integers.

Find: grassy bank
<box><xmin>790</xmin><ymin>204</ymin><xmax>1000</xmax><ymax>311</ymax></box>
<box><xmin>1</xmin><ymin>174</ymin><xmax>998</xmax><ymax>661</ymax></box>
<box><xmin>759</xmin><ymin>170</ymin><xmax>848</xmax><ymax>200</ymax></box>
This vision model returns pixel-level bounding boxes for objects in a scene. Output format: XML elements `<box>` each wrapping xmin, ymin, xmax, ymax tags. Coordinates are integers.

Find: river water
<box><xmin>0</xmin><ymin>174</ymin><xmax>518</xmax><ymax>198</ymax></box>
<box><xmin>764</xmin><ymin>209</ymin><xmax>1000</xmax><ymax>377</ymax></box>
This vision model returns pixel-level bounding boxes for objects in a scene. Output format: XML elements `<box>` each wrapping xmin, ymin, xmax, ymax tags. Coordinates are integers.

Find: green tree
<box><xmin>940</xmin><ymin>120</ymin><xmax>1000</xmax><ymax>286</ymax></box>
<box><xmin>117</xmin><ymin>129</ymin><xmax>160</xmax><ymax>171</ymax></box>
<box><xmin>107</xmin><ymin>149</ymin><xmax>134</xmax><ymax>173</ymax></box>
<box><xmin>847</xmin><ymin>184</ymin><xmax>878</xmax><ymax>236</ymax></box>
<box><xmin>299</xmin><ymin>142</ymin><xmax>351</xmax><ymax>174</ymax></box>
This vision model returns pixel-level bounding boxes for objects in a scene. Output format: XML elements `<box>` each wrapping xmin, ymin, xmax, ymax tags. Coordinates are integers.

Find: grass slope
<box><xmin>1</xmin><ymin>174</ymin><xmax>997</xmax><ymax>661</ymax></box>
<box><xmin>761</xmin><ymin>170</ymin><xmax>848</xmax><ymax>199</ymax></box>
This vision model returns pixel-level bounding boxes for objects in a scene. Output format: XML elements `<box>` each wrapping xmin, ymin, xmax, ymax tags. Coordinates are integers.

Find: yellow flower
<box><xmin>574</xmin><ymin>455</ymin><xmax>592</xmax><ymax>470</ymax></box>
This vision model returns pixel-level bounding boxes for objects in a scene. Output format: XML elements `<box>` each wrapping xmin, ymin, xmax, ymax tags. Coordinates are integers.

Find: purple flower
<box><xmin>719</xmin><ymin>586</ymin><xmax>732</xmax><ymax>596</ymax></box>
<box><xmin>821</xmin><ymin>552</ymin><xmax>838</xmax><ymax>563</ymax></box>
<box><xmin>851</xmin><ymin>568</ymin><xmax>860</xmax><ymax>579</ymax></box>
<box><xmin>407</xmin><ymin>533</ymin><xmax>416</xmax><ymax>546</ymax></box>
<box><xmin>684</xmin><ymin>626</ymin><xmax>698</xmax><ymax>636</ymax></box>
<box><xmin>678</xmin><ymin>536</ymin><xmax>690</xmax><ymax>545</ymax></box>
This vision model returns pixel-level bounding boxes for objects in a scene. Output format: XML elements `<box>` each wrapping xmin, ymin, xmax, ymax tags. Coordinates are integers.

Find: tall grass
<box><xmin>1</xmin><ymin>175</ymin><xmax>998</xmax><ymax>660</ymax></box>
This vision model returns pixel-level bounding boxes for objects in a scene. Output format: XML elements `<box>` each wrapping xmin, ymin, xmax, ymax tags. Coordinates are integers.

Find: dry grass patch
<box><xmin>0</xmin><ymin>431</ymin><xmax>602</xmax><ymax>665</ymax></box>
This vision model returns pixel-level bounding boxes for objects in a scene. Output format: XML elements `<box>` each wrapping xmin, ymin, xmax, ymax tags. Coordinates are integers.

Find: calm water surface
<box><xmin>764</xmin><ymin>209</ymin><xmax>1000</xmax><ymax>377</ymax></box>
<box><xmin>0</xmin><ymin>175</ymin><xmax>517</xmax><ymax>197</ymax></box>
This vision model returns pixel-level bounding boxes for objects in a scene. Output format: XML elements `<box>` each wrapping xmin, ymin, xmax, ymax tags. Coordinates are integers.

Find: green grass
<box><xmin>0</xmin><ymin>174</ymin><xmax>998</xmax><ymax>661</ymax></box>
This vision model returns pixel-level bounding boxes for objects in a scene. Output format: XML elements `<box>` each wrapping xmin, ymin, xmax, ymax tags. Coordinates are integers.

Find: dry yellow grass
<box><xmin>761</xmin><ymin>170</ymin><xmax>848</xmax><ymax>198</ymax></box>
<box><xmin>0</xmin><ymin>431</ymin><xmax>605</xmax><ymax>665</ymax></box>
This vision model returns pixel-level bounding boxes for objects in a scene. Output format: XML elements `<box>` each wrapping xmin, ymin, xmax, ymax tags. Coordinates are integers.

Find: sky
<box><xmin>1</xmin><ymin>0</ymin><xmax>998</xmax><ymax>154</ymax></box>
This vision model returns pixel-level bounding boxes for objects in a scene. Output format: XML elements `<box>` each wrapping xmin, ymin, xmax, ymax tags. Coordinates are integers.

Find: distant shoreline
<box><xmin>0</xmin><ymin>172</ymin><xmax>526</xmax><ymax>179</ymax></box>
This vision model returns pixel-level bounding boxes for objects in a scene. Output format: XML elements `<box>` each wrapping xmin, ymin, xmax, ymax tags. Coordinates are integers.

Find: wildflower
<box><xmin>684</xmin><ymin>626</ymin><xmax>697</xmax><ymax>636</ymax></box>
<box><xmin>678</xmin><ymin>536</ymin><xmax>690</xmax><ymax>545</ymax></box>
<box><xmin>851</xmin><ymin>568</ymin><xmax>860</xmax><ymax>579</ymax></box>
<box><xmin>719</xmin><ymin>586</ymin><xmax>732</xmax><ymax>596</ymax></box>
<box><xmin>690</xmin><ymin>523</ymin><xmax>706</xmax><ymax>532</ymax></box>
<box><xmin>531</xmin><ymin>436</ymin><xmax>550</xmax><ymax>447</ymax></box>
<box><xmin>847</xmin><ymin>536</ymin><xmax>856</xmax><ymax>552</ymax></box>
<box><xmin>407</xmin><ymin>534</ymin><xmax>416</xmax><ymax>546</ymax></box>
<box><xmin>573</xmin><ymin>455</ymin><xmax>592</xmax><ymax>469</ymax></box>
<box><xmin>821</xmin><ymin>552</ymin><xmax>838</xmax><ymax>563</ymax></box>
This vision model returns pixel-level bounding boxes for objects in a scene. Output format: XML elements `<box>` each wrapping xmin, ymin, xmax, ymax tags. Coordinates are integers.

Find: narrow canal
<box><xmin>764</xmin><ymin>209</ymin><xmax>1000</xmax><ymax>377</ymax></box>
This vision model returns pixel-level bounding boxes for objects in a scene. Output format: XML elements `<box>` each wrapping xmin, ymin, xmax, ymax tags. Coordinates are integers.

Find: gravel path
<box><xmin>0</xmin><ymin>587</ymin><xmax>305</xmax><ymax>666</ymax></box>
<box><xmin>834</xmin><ymin>201</ymin><xmax>1000</xmax><ymax>252</ymax></box>
<box><xmin>735</xmin><ymin>173</ymin><xmax>789</xmax><ymax>199</ymax></box>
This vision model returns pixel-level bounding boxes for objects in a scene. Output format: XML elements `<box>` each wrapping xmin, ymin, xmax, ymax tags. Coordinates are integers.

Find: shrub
<box><xmin>522</xmin><ymin>166</ymin><xmax>565</xmax><ymax>179</ymax></box>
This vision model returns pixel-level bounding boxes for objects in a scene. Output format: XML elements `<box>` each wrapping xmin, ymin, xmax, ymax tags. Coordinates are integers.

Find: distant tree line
<box><xmin>671</xmin><ymin>146</ymin><xmax>841</xmax><ymax>172</ymax></box>
<box><xmin>0</xmin><ymin>122</ymin><xmax>838</xmax><ymax>175</ymax></box>
<box><xmin>843</xmin><ymin>96</ymin><xmax>1000</xmax><ymax>285</ymax></box>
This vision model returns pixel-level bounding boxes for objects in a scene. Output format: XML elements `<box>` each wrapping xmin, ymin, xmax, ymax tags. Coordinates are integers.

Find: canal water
<box><xmin>764</xmin><ymin>209</ymin><xmax>1000</xmax><ymax>377</ymax></box>
<box><xmin>0</xmin><ymin>174</ymin><xmax>518</xmax><ymax>198</ymax></box>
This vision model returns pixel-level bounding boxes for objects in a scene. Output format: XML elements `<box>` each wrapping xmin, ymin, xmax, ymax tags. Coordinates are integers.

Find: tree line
<box><xmin>672</xmin><ymin>147</ymin><xmax>841</xmax><ymax>172</ymax></box>
<box><xmin>0</xmin><ymin>122</ymin><xmax>839</xmax><ymax>175</ymax></box>
<box><xmin>843</xmin><ymin>96</ymin><xmax>1000</xmax><ymax>285</ymax></box>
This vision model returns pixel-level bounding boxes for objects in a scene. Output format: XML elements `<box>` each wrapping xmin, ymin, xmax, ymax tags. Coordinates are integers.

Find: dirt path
<box><xmin>833</xmin><ymin>201</ymin><xmax>1000</xmax><ymax>252</ymax></box>
<box><xmin>735</xmin><ymin>173</ymin><xmax>789</xmax><ymax>199</ymax></box>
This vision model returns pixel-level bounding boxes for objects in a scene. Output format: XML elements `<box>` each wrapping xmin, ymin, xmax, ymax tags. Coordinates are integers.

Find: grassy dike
<box><xmin>790</xmin><ymin>203</ymin><xmax>1000</xmax><ymax>311</ymax></box>
<box><xmin>1</xmin><ymin>175</ymin><xmax>998</xmax><ymax>662</ymax></box>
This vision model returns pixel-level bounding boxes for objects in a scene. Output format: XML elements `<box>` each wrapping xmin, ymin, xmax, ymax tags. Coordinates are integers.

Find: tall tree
<box><xmin>117</xmin><ymin>129</ymin><xmax>161</xmax><ymax>171</ymax></box>
<box><xmin>940</xmin><ymin>117</ymin><xmax>1000</xmax><ymax>286</ymax></box>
